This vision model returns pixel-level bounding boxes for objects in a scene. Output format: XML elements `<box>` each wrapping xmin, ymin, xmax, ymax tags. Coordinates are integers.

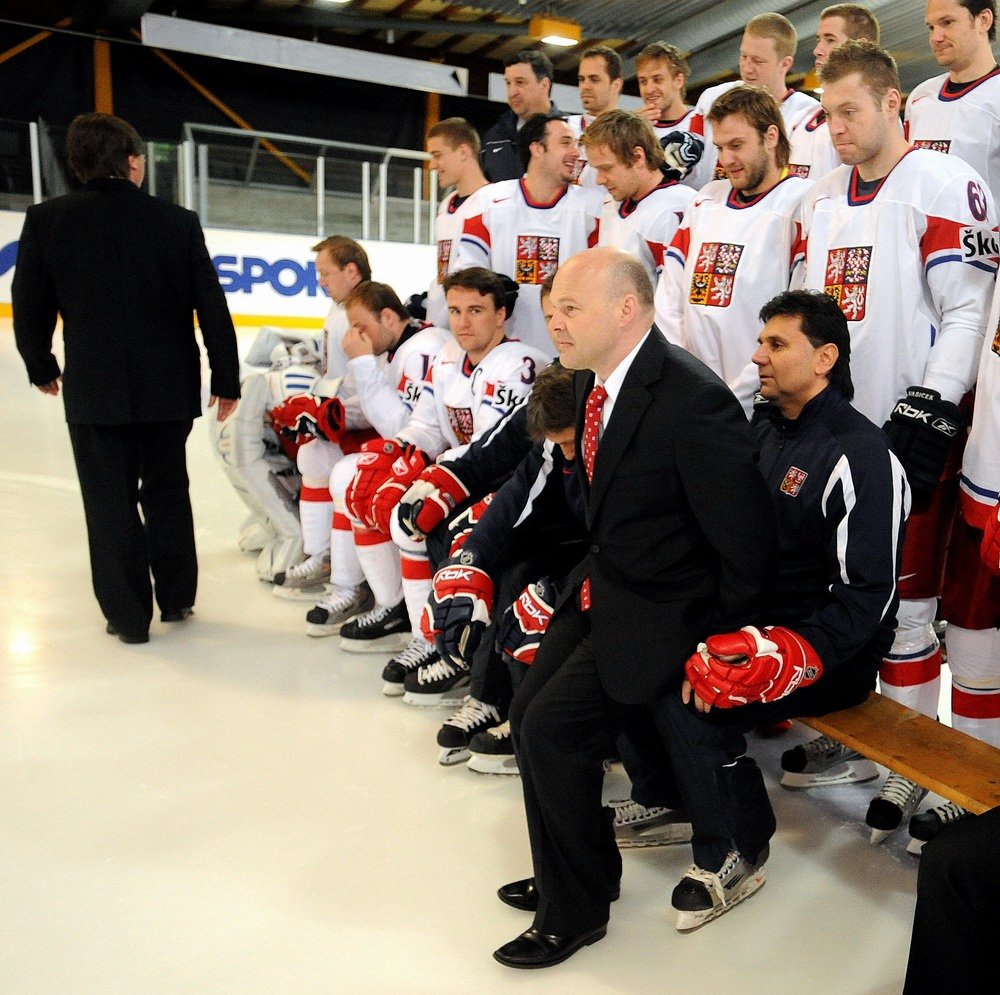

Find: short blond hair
<box><xmin>746</xmin><ymin>12</ymin><xmax>798</xmax><ymax>60</ymax></box>
<box><xmin>820</xmin><ymin>39</ymin><xmax>899</xmax><ymax>102</ymax></box>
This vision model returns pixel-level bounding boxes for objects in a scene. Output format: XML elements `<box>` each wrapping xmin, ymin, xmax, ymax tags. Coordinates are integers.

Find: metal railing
<box><xmin>0</xmin><ymin>119</ymin><xmax>439</xmax><ymax>245</ymax></box>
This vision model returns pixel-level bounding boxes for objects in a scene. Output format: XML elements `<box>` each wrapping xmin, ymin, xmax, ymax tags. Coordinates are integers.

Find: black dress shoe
<box><xmin>105</xmin><ymin>622</ymin><xmax>149</xmax><ymax>644</ymax></box>
<box><xmin>498</xmin><ymin>877</ymin><xmax>620</xmax><ymax>912</ymax></box>
<box><xmin>493</xmin><ymin>924</ymin><xmax>607</xmax><ymax>969</ymax></box>
<box><xmin>160</xmin><ymin>607</ymin><xmax>194</xmax><ymax>623</ymax></box>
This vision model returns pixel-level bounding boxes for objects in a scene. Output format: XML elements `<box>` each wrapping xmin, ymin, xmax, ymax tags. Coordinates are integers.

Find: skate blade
<box><xmin>616</xmin><ymin>823</ymin><xmax>694</xmax><ymax>848</ymax></box>
<box><xmin>272</xmin><ymin>583</ymin><xmax>329</xmax><ymax>602</ymax></box>
<box><xmin>467</xmin><ymin>755</ymin><xmax>519</xmax><ymax>775</ymax></box>
<box><xmin>306</xmin><ymin>623</ymin><xmax>342</xmax><ymax>638</ymax></box>
<box><xmin>381</xmin><ymin>681</ymin><xmax>404</xmax><ymax>697</ymax></box>
<box><xmin>906</xmin><ymin>837</ymin><xmax>925</xmax><ymax>857</ymax></box>
<box><xmin>868</xmin><ymin>824</ymin><xmax>901</xmax><ymax>845</ymax></box>
<box><xmin>438</xmin><ymin>746</ymin><xmax>470</xmax><ymax>766</ymax></box>
<box><xmin>601</xmin><ymin>761</ymin><xmax>633</xmax><ymax>807</ymax></box>
<box><xmin>402</xmin><ymin>680</ymin><xmax>472</xmax><ymax>708</ymax></box>
<box><xmin>780</xmin><ymin>759</ymin><xmax>879</xmax><ymax>789</ymax></box>
<box><xmin>674</xmin><ymin>873</ymin><xmax>766</xmax><ymax>932</ymax></box>
<box><xmin>338</xmin><ymin>633</ymin><xmax>410</xmax><ymax>654</ymax></box>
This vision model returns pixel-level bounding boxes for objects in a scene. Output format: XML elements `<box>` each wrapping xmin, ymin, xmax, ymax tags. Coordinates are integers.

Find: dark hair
<box><xmin>517</xmin><ymin>112</ymin><xmax>566</xmax><ymax>173</ymax></box>
<box><xmin>526</xmin><ymin>363</ymin><xmax>577</xmax><ymax>440</ymax></box>
<box><xmin>343</xmin><ymin>280</ymin><xmax>408</xmax><ymax>321</ymax></box>
<box><xmin>957</xmin><ymin>0</ymin><xmax>997</xmax><ymax>41</ymax></box>
<box><xmin>427</xmin><ymin>117</ymin><xmax>481</xmax><ymax>157</ymax></box>
<box><xmin>708</xmin><ymin>84</ymin><xmax>791</xmax><ymax>169</ymax></box>
<box><xmin>758</xmin><ymin>290</ymin><xmax>854</xmax><ymax>400</ymax></box>
<box><xmin>443</xmin><ymin>266</ymin><xmax>510</xmax><ymax>315</ymax></box>
<box><xmin>67</xmin><ymin>113</ymin><xmax>143</xmax><ymax>182</ymax></box>
<box><xmin>504</xmin><ymin>50</ymin><xmax>554</xmax><ymax>83</ymax></box>
<box><xmin>820</xmin><ymin>39</ymin><xmax>900</xmax><ymax>100</ymax></box>
<box><xmin>311</xmin><ymin>235</ymin><xmax>372</xmax><ymax>282</ymax></box>
<box><xmin>580</xmin><ymin>45</ymin><xmax>623</xmax><ymax>81</ymax></box>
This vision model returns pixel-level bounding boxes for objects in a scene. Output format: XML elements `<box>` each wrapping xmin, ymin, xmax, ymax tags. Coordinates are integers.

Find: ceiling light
<box><xmin>528</xmin><ymin>14</ymin><xmax>581</xmax><ymax>47</ymax></box>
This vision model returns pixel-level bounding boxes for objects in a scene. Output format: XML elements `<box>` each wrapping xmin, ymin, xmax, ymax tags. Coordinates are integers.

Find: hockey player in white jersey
<box><xmin>690</xmin><ymin>14</ymin><xmax>819</xmax><ymax>185</ymax></box>
<box><xmin>582</xmin><ymin>109</ymin><xmax>695</xmax><ymax>286</ymax></box>
<box><xmin>302</xmin><ymin>280</ymin><xmax>449</xmax><ymax>637</ymax></box>
<box><xmin>906</xmin><ymin>0</ymin><xmax>1000</xmax><ymax>201</ymax></box>
<box><xmin>792</xmin><ymin>40</ymin><xmax>999</xmax><ymax>841</ymax></box>
<box><xmin>424</xmin><ymin>118</ymin><xmax>493</xmax><ymax>331</ymax></box>
<box><xmin>634</xmin><ymin>42</ymin><xmax>712</xmax><ymax>192</ymax></box>
<box><xmin>342</xmin><ymin>268</ymin><xmax>550</xmax><ymax>693</ymax></box>
<box><xmin>655</xmin><ymin>85</ymin><xmax>812</xmax><ymax>415</ymax></box>
<box><xmin>789</xmin><ymin>5</ymin><xmax>882</xmax><ymax>180</ymax></box>
<box><xmin>564</xmin><ymin>46</ymin><xmax>624</xmax><ymax>187</ymax></box>
<box><xmin>453</xmin><ymin>114</ymin><xmax>603</xmax><ymax>354</ymax></box>
<box><xmin>269</xmin><ymin>236</ymin><xmax>371</xmax><ymax>594</ymax></box>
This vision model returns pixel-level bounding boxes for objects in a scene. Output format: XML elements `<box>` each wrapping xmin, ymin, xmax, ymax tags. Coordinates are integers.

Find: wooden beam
<box><xmin>0</xmin><ymin>16</ymin><xmax>72</xmax><ymax>65</ymax></box>
<box><xmin>93</xmin><ymin>37</ymin><xmax>113</xmax><ymax>113</ymax></box>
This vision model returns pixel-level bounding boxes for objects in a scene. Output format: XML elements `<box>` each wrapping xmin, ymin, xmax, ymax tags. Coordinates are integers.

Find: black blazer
<box><xmin>566</xmin><ymin>328</ymin><xmax>778</xmax><ymax>705</ymax></box>
<box><xmin>13</xmin><ymin>178</ymin><xmax>239</xmax><ymax>424</ymax></box>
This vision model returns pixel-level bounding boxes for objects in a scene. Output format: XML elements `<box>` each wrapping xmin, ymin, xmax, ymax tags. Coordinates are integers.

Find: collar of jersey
<box><xmin>619</xmin><ymin>177</ymin><xmax>679</xmax><ymax>217</ymax></box>
<box><xmin>519</xmin><ymin>177</ymin><xmax>569</xmax><ymax>209</ymax></box>
<box><xmin>725</xmin><ymin>169</ymin><xmax>793</xmax><ymax>209</ymax></box>
<box><xmin>938</xmin><ymin>64</ymin><xmax>1000</xmax><ymax>101</ymax></box>
<box><xmin>846</xmin><ymin>147</ymin><xmax>917</xmax><ymax>205</ymax></box>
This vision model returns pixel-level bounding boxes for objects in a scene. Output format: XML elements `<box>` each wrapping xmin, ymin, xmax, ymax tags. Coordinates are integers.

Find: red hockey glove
<box><xmin>982</xmin><ymin>502</ymin><xmax>1000</xmax><ymax>576</ymax></box>
<box><xmin>497</xmin><ymin>576</ymin><xmax>559</xmax><ymax>666</ymax></box>
<box><xmin>684</xmin><ymin>625</ymin><xmax>823</xmax><ymax>708</ymax></box>
<box><xmin>269</xmin><ymin>394</ymin><xmax>346</xmax><ymax>442</ymax></box>
<box><xmin>396</xmin><ymin>464</ymin><xmax>471</xmax><ymax>539</ymax></box>
<box><xmin>369</xmin><ymin>448</ymin><xmax>431</xmax><ymax>534</ymax></box>
<box><xmin>447</xmin><ymin>494</ymin><xmax>495</xmax><ymax>555</ymax></box>
<box><xmin>420</xmin><ymin>552</ymin><xmax>495</xmax><ymax>666</ymax></box>
<box><xmin>345</xmin><ymin>439</ymin><xmax>421</xmax><ymax>528</ymax></box>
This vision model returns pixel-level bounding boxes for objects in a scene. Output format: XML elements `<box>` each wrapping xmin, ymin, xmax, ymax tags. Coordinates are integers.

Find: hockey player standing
<box><xmin>564</xmin><ymin>46</ymin><xmax>624</xmax><ymax>187</ymax></box>
<box><xmin>793</xmin><ymin>40</ymin><xmax>998</xmax><ymax>841</ymax></box>
<box><xmin>655</xmin><ymin>85</ymin><xmax>812</xmax><ymax>414</ymax></box>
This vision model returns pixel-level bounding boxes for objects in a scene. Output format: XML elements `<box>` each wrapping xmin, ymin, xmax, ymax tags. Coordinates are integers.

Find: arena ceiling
<box><xmin>3</xmin><ymin>0</ymin><xmax>950</xmax><ymax>96</ymax></box>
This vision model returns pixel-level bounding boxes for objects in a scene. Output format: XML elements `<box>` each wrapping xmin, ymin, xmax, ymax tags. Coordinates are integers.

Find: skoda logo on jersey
<box><xmin>484</xmin><ymin>380</ymin><xmax>516</xmax><ymax>407</ymax></box>
<box><xmin>960</xmin><ymin>226</ymin><xmax>999</xmax><ymax>261</ymax></box>
<box><xmin>213</xmin><ymin>255</ymin><xmax>320</xmax><ymax>298</ymax></box>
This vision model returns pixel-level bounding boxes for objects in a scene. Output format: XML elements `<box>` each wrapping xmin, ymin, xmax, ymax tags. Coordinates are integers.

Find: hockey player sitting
<box><xmin>301</xmin><ymin>280</ymin><xmax>450</xmax><ymax>637</ymax></box>
<box><xmin>342</xmin><ymin>267</ymin><xmax>551</xmax><ymax>689</ymax></box>
<box><xmin>659</xmin><ymin>290</ymin><xmax>909</xmax><ymax>931</ymax></box>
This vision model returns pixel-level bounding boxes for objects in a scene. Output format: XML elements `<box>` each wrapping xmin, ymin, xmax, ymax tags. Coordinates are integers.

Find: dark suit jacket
<box><xmin>565</xmin><ymin>328</ymin><xmax>778</xmax><ymax>705</ymax></box>
<box><xmin>13</xmin><ymin>178</ymin><xmax>239</xmax><ymax>424</ymax></box>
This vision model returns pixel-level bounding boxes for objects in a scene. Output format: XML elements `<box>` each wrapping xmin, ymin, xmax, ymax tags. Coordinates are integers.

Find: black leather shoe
<box><xmin>160</xmin><ymin>607</ymin><xmax>194</xmax><ymax>623</ymax></box>
<box><xmin>498</xmin><ymin>877</ymin><xmax>620</xmax><ymax>912</ymax></box>
<box><xmin>105</xmin><ymin>622</ymin><xmax>149</xmax><ymax>644</ymax></box>
<box><xmin>493</xmin><ymin>924</ymin><xmax>607</xmax><ymax>969</ymax></box>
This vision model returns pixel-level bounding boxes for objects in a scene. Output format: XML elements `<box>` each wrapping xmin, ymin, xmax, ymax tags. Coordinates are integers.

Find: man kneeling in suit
<box><xmin>493</xmin><ymin>246</ymin><xmax>778</xmax><ymax>968</ymax></box>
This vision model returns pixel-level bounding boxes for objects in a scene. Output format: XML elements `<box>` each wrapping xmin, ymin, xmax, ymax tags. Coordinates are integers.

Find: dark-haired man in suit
<box><xmin>13</xmin><ymin>112</ymin><xmax>240</xmax><ymax>644</ymax></box>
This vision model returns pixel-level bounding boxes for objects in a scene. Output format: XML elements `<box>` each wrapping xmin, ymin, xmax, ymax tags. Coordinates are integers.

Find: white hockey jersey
<box><xmin>598</xmin><ymin>179</ymin><xmax>695</xmax><ymax>284</ymax></box>
<box><xmin>348</xmin><ymin>322</ymin><xmax>451</xmax><ymax>439</ymax></box>
<box><xmin>398</xmin><ymin>337</ymin><xmax>550</xmax><ymax>462</ymax></box>
<box><xmin>960</xmin><ymin>281</ymin><xmax>1000</xmax><ymax>525</ymax></box>
<box><xmin>656</xmin><ymin>173</ymin><xmax>812</xmax><ymax>413</ymax></box>
<box><xmin>318</xmin><ymin>301</ymin><xmax>349</xmax><ymax>388</ymax></box>
<box><xmin>565</xmin><ymin>113</ymin><xmax>601</xmax><ymax>189</ymax></box>
<box><xmin>691</xmin><ymin>82</ymin><xmax>819</xmax><ymax>185</ymax></box>
<box><xmin>455</xmin><ymin>178</ymin><xmax>603</xmax><ymax>353</ymax></box>
<box><xmin>798</xmin><ymin>149</ymin><xmax>999</xmax><ymax>425</ymax></box>
<box><xmin>788</xmin><ymin>106</ymin><xmax>842</xmax><ymax>181</ymax></box>
<box><xmin>426</xmin><ymin>185</ymin><xmax>495</xmax><ymax>330</ymax></box>
<box><xmin>905</xmin><ymin>67</ymin><xmax>1000</xmax><ymax>202</ymax></box>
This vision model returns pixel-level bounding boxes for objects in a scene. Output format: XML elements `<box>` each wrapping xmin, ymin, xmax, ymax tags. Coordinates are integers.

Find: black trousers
<box><xmin>903</xmin><ymin>805</ymin><xmax>1000</xmax><ymax>994</ymax></box>
<box><xmin>508</xmin><ymin>602</ymin><xmax>625</xmax><ymax>935</ymax></box>
<box><xmin>68</xmin><ymin>420</ymin><xmax>196</xmax><ymax>637</ymax></box>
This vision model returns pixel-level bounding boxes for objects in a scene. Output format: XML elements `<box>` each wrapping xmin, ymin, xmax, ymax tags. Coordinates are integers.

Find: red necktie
<box><xmin>582</xmin><ymin>385</ymin><xmax>608</xmax><ymax>484</ymax></box>
<box><xmin>580</xmin><ymin>384</ymin><xmax>607</xmax><ymax>611</ymax></box>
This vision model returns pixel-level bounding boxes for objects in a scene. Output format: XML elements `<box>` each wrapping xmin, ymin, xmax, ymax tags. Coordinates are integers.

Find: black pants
<box><xmin>903</xmin><ymin>805</ymin><xmax>1000</xmax><ymax>993</ymax></box>
<box><xmin>68</xmin><ymin>420</ymin><xmax>196</xmax><ymax>637</ymax></box>
<box><xmin>509</xmin><ymin>602</ymin><xmax>624</xmax><ymax>935</ymax></box>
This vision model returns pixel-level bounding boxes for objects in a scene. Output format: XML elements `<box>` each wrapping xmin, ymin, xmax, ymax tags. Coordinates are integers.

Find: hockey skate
<box><xmin>611</xmin><ymin>801</ymin><xmax>693</xmax><ymax>848</ymax></box>
<box><xmin>866</xmin><ymin>772</ymin><xmax>928</xmax><ymax>845</ymax></box>
<box><xmin>600</xmin><ymin>759</ymin><xmax>632</xmax><ymax>807</ymax></box>
<box><xmin>272</xmin><ymin>551</ymin><xmax>331</xmax><ymax>595</ymax></box>
<box><xmin>905</xmin><ymin>800</ymin><xmax>969</xmax><ymax>855</ymax></box>
<box><xmin>381</xmin><ymin>638</ymin><xmax>437</xmax><ymax>696</ymax></box>
<box><xmin>305</xmin><ymin>583</ymin><xmax>374</xmax><ymax>637</ymax></box>
<box><xmin>467</xmin><ymin>720</ymin><xmax>519</xmax><ymax>775</ymax></box>
<box><xmin>402</xmin><ymin>656</ymin><xmax>471</xmax><ymax>707</ymax></box>
<box><xmin>338</xmin><ymin>600</ymin><xmax>410</xmax><ymax>654</ymax></box>
<box><xmin>671</xmin><ymin>846</ymin><xmax>768</xmax><ymax>931</ymax></box>
<box><xmin>436</xmin><ymin>696</ymin><xmax>502</xmax><ymax>765</ymax></box>
<box><xmin>779</xmin><ymin>733</ymin><xmax>879</xmax><ymax>789</ymax></box>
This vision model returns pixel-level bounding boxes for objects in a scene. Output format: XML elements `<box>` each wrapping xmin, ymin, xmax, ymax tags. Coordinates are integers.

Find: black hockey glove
<box><xmin>882</xmin><ymin>386</ymin><xmax>964</xmax><ymax>502</ymax></box>
<box><xmin>659</xmin><ymin>130</ymin><xmax>704</xmax><ymax>180</ymax></box>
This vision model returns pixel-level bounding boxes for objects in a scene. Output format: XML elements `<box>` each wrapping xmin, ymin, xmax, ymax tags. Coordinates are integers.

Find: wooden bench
<box><xmin>797</xmin><ymin>691</ymin><xmax>1000</xmax><ymax>814</ymax></box>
